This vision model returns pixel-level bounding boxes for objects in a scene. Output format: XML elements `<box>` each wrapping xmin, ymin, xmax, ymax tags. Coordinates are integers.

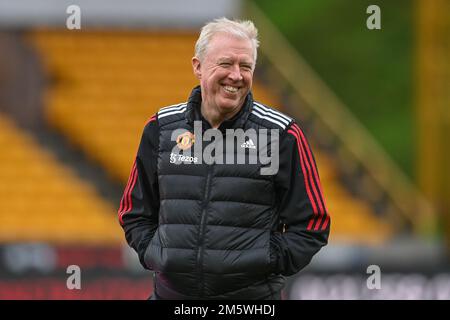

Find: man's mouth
<box><xmin>223</xmin><ymin>85</ymin><xmax>239</xmax><ymax>93</ymax></box>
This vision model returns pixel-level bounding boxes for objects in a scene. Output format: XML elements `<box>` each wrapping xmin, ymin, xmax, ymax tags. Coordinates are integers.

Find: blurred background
<box><xmin>0</xmin><ymin>0</ymin><xmax>449</xmax><ymax>299</ymax></box>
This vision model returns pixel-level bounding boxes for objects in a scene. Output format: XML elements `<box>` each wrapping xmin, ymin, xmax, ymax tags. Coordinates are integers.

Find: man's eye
<box><xmin>220</xmin><ymin>62</ymin><xmax>231</xmax><ymax>67</ymax></box>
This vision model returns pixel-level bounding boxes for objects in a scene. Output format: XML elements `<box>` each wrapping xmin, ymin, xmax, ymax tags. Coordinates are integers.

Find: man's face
<box><xmin>192</xmin><ymin>33</ymin><xmax>255</xmax><ymax>117</ymax></box>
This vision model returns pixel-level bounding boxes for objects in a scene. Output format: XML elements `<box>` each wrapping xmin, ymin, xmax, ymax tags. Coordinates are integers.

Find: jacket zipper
<box><xmin>196</xmin><ymin>163</ymin><xmax>213</xmax><ymax>297</ymax></box>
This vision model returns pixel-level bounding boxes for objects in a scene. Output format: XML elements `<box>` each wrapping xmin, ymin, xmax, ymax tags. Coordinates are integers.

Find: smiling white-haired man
<box><xmin>119</xmin><ymin>17</ymin><xmax>330</xmax><ymax>300</ymax></box>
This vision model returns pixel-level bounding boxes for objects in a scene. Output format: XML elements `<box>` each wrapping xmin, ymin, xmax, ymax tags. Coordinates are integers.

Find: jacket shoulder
<box><xmin>249</xmin><ymin>101</ymin><xmax>293</xmax><ymax>131</ymax></box>
<box><xmin>156</xmin><ymin>102</ymin><xmax>188</xmax><ymax>127</ymax></box>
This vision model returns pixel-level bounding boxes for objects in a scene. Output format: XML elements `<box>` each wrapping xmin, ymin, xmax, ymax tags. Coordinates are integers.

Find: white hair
<box><xmin>195</xmin><ymin>17</ymin><xmax>260</xmax><ymax>65</ymax></box>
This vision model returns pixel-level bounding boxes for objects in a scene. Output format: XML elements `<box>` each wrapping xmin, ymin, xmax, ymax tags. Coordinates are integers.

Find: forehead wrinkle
<box><xmin>216</xmin><ymin>54</ymin><xmax>253</xmax><ymax>65</ymax></box>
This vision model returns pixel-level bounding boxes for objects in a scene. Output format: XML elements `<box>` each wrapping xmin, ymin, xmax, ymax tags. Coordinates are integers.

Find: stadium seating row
<box><xmin>0</xmin><ymin>114</ymin><xmax>122</xmax><ymax>244</ymax></box>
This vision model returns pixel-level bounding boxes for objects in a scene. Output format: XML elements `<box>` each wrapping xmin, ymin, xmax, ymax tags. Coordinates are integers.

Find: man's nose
<box><xmin>228</xmin><ymin>65</ymin><xmax>243</xmax><ymax>82</ymax></box>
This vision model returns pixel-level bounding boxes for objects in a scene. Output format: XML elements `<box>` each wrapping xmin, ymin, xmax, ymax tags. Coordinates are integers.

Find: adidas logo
<box><xmin>240</xmin><ymin>139</ymin><xmax>257</xmax><ymax>149</ymax></box>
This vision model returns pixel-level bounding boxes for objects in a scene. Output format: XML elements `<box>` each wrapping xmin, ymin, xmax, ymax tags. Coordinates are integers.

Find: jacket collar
<box><xmin>185</xmin><ymin>85</ymin><xmax>253</xmax><ymax>131</ymax></box>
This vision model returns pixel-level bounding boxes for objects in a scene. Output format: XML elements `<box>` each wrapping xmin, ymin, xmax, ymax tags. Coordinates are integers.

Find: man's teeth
<box><xmin>223</xmin><ymin>86</ymin><xmax>238</xmax><ymax>93</ymax></box>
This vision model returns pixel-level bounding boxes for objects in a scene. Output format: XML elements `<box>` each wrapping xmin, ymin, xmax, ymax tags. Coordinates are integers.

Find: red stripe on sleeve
<box><xmin>145</xmin><ymin>115</ymin><xmax>156</xmax><ymax>126</ymax></box>
<box><xmin>118</xmin><ymin>160</ymin><xmax>137</xmax><ymax>215</ymax></box>
<box><xmin>126</xmin><ymin>166</ymin><xmax>138</xmax><ymax>214</ymax></box>
<box><xmin>288</xmin><ymin>129</ymin><xmax>319</xmax><ymax>230</ymax></box>
<box><xmin>321</xmin><ymin>215</ymin><xmax>330</xmax><ymax>231</ymax></box>
<box><xmin>292</xmin><ymin>124</ymin><xmax>329</xmax><ymax>231</ymax></box>
<box><xmin>118</xmin><ymin>115</ymin><xmax>157</xmax><ymax>225</ymax></box>
<box><xmin>118</xmin><ymin>161</ymin><xmax>137</xmax><ymax>225</ymax></box>
<box><xmin>123</xmin><ymin>162</ymin><xmax>138</xmax><ymax>214</ymax></box>
<box><xmin>290</xmin><ymin>126</ymin><xmax>323</xmax><ymax>230</ymax></box>
<box><xmin>119</xmin><ymin>165</ymin><xmax>137</xmax><ymax>225</ymax></box>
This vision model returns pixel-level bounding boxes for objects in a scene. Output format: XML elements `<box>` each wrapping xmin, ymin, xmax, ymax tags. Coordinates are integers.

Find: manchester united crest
<box><xmin>176</xmin><ymin>131</ymin><xmax>195</xmax><ymax>150</ymax></box>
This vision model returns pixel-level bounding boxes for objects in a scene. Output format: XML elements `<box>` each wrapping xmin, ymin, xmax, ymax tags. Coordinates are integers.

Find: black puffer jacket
<box><xmin>119</xmin><ymin>86</ymin><xmax>330</xmax><ymax>299</ymax></box>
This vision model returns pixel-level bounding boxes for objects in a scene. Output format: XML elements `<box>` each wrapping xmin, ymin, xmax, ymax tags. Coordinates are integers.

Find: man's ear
<box><xmin>192</xmin><ymin>57</ymin><xmax>201</xmax><ymax>80</ymax></box>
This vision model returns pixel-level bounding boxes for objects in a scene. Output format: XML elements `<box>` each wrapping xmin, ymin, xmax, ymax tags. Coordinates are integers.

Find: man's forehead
<box><xmin>209</xmin><ymin>51</ymin><xmax>253</xmax><ymax>61</ymax></box>
<box><xmin>207</xmin><ymin>34</ymin><xmax>253</xmax><ymax>51</ymax></box>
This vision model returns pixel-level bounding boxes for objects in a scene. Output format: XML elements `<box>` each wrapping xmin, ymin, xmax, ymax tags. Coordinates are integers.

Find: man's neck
<box><xmin>200</xmin><ymin>103</ymin><xmax>242</xmax><ymax>129</ymax></box>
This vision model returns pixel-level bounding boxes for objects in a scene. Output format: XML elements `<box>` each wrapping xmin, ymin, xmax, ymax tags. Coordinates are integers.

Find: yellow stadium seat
<box><xmin>0</xmin><ymin>115</ymin><xmax>122</xmax><ymax>245</ymax></box>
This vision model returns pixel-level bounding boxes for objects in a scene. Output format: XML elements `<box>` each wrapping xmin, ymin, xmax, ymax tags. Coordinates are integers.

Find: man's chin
<box><xmin>217</xmin><ymin>98</ymin><xmax>245</xmax><ymax>112</ymax></box>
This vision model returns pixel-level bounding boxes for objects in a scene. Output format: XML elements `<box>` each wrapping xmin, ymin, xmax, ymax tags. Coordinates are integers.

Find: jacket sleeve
<box><xmin>118</xmin><ymin>115</ymin><xmax>159</xmax><ymax>270</ymax></box>
<box><xmin>270</xmin><ymin>121</ymin><xmax>330</xmax><ymax>276</ymax></box>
